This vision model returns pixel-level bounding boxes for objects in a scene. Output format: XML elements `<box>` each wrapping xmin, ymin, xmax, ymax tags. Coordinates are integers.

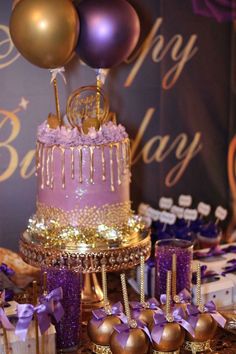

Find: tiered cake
<box><xmin>20</xmin><ymin>87</ymin><xmax>151</xmax><ymax>271</ymax></box>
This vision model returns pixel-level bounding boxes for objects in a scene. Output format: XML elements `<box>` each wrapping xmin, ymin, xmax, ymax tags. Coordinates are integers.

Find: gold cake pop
<box><xmin>130</xmin><ymin>256</ymin><xmax>160</xmax><ymax>328</ymax></box>
<box><xmin>184</xmin><ymin>263</ymin><xmax>217</xmax><ymax>353</ymax></box>
<box><xmin>110</xmin><ymin>273</ymin><xmax>150</xmax><ymax>354</ymax></box>
<box><xmin>151</xmin><ymin>271</ymin><xmax>185</xmax><ymax>353</ymax></box>
<box><xmin>87</xmin><ymin>265</ymin><xmax>122</xmax><ymax>353</ymax></box>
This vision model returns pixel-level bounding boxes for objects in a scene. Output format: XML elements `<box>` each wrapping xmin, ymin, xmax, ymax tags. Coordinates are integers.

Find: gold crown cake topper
<box><xmin>66</xmin><ymin>85</ymin><xmax>110</xmax><ymax>134</ymax></box>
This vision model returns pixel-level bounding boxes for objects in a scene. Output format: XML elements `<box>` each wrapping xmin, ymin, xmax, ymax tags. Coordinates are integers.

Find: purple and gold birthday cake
<box><xmin>23</xmin><ymin>116</ymin><xmax>146</xmax><ymax>253</ymax></box>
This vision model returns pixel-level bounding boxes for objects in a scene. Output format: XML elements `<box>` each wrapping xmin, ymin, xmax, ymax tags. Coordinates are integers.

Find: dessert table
<box><xmin>76</xmin><ymin>273</ymin><xmax>236</xmax><ymax>354</ymax></box>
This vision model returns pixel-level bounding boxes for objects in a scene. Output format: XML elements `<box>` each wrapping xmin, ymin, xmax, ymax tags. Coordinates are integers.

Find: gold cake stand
<box><xmin>19</xmin><ymin>228</ymin><xmax>151</xmax><ymax>316</ymax></box>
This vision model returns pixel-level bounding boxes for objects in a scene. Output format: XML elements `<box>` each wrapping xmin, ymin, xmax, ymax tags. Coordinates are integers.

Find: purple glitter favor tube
<box><xmin>42</xmin><ymin>266</ymin><xmax>82</xmax><ymax>352</ymax></box>
<box><xmin>155</xmin><ymin>239</ymin><xmax>193</xmax><ymax>298</ymax></box>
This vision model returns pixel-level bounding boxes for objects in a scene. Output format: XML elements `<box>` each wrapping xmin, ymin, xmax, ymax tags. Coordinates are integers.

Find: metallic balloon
<box><xmin>12</xmin><ymin>0</ymin><xmax>21</xmax><ymax>10</ymax></box>
<box><xmin>75</xmin><ymin>0</ymin><xmax>140</xmax><ymax>68</ymax></box>
<box><xmin>10</xmin><ymin>0</ymin><xmax>79</xmax><ymax>69</ymax></box>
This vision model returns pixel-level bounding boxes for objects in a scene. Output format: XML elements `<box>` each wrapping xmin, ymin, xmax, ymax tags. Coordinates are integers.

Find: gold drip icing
<box><xmin>116</xmin><ymin>143</ymin><xmax>121</xmax><ymax>185</ymax></box>
<box><xmin>126</xmin><ymin>140</ymin><xmax>131</xmax><ymax>169</ymax></box>
<box><xmin>122</xmin><ymin>140</ymin><xmax>126</xmax><ymax>175</ymax></box>
<box><xmin>60</xmin><ymin>147</ymin><xmax>65</xmax><ymax>189</ymax></box>
<box><xmin>78</xmin><ymin>147</ymin><xmax>83</xmax><ymax>183</ymax></box>
<box><xmin>35</xmin><ymin>142</ymin><xmax>40</xmax><ymax>176</ymax></box>
<box><xmin>50</xmin><ymin>146</ymin><xmax>56</xmax><ymax>190</ymax></box>
<box><xmin>70</xmin><ymin>147</ymin><xmax>75</xmax><ymax>180</ymax></box>
<box><xmin>46</xmin><ymin>147</ymin><xmax>51</xmax><ymax>187</ymax></box>
<box><xmin>40</xmin><ymin>145</ymin><xmax>45</xmax><ymax>190</ymax></box>
<box><xmin>89</xmin><ymin>146</ymin><xmax>95</xmax><ymax>184</ymax></box>
<box><xmin>101</xmin><ymin>145</ymin><xmax>106</xmax><ymax>181</ymax></box>
<box><xmin>109</xmin><ymin>144</ymin><xmax>115</xmax><ymax>192</ymax></box>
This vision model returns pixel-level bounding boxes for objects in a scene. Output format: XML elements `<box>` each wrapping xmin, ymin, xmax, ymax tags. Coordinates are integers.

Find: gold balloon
<box><xmin>87</xmin><ymin>315</ymin><xmax>121</xmax><ymax>346</ymax></box>
<box><xmin>12</xmin><ymin>0</ymin><xmax>21</xmax><ymax>10</ymax></box>
<box><xmin>10</xmin><ymin>0</ymin><xmax>79</xmax><ymax>68</ymax></box>
<box><xmin>110</xmin><ymin>328</ymin><xmax>149</xmax><ymax>354</ymax></box>
<box><xmin>186</xmin><ymin>313</ymin><xmax>217</xmax><ymax>342</ymax></box>
<box><xmin>152</xmin><ymin>323</ymin><xmax>185</xmax><ymax>352</ymax></box>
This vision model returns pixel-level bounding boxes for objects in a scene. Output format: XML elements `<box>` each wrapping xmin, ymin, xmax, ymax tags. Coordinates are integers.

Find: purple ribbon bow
<box><xmin>130</xmin><ymin>298</ymin><xmax>161</xmax><ymax>320</ymax></box>
<box><xmin>222</xmin><ymin>259</ymin><xmax>236</xmax><ymax>276</ymax></box>
<box><xmin>15</xmin><ymin>303</ymin><xmax>51</xmax><ymax>341</ymax></box>
<box><xmin>0</xmin><ymin>263</ymin><xmax>15</xmax><ymax>277</ymax></box>
<box><xmin>152</xmin><ymin>307</ymin><xmax>194</xmax><ymax>344</ymax></box>
<box><xmin>113</xmin><ymin>320</ymin><xmax>151</xmax><ymax>348</ymax></box>
<box><xmin>186</xmin><ymin>304</ymin><xmax>201</xmax><ymax>329</ymax></box>
<box><xmin>92</xmin><ymin>302</ymin><xmax>125</xmax><ymax>327</ymax></box>
<box><xmin>204</xmin><ymin>301</ymin><xmax>226</xmax><ymax>328</ymax></box>
<box><xmin>174</xmin><ymin>289</ymin><xmax>191</xmax><ymax>303</ymax></box>
<box><xmin>39</xmin><ymin>287</ymin><xmax>64</xmax><ymax>323</ymax></box>
<box><xmin>186</xmin><ymin>302</ymin><xmax>226</xmax><ymax>329</ymax></box>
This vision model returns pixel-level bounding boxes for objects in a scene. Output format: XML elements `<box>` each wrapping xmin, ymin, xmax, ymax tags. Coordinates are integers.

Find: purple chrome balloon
<box><xmin>75</xmin><ymin>0</ymin><xmax>140</xmax><ymax>68</ymax></box>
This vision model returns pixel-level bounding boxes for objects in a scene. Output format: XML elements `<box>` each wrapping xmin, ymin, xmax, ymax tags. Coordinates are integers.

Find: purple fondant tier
<box><xmin>36</xmin><ymin>139</ymin><xmax>130</xmax><ymax>210</ymax></box>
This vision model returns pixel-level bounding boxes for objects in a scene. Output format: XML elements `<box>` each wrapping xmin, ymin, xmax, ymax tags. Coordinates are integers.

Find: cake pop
<box><xmin>151</xmin><ymin>271</ymin><xmax>194</xmax><ymax>354</ymax></box>
<box><xmin>130</xmin><ymin>256</ymin><xmax>161</xmax><ymax>328</ymax></box>
<box><xmin>110</xmin><ymin>273</ymin><xmax>150</xmax><ymax>354</ymax></box>
<box><xmin>87</xmin><ymin>265</ymin><xmax>124</xmax><ymax>354</ymax></box>
<box><xmin>184</xmin><ymin>263</ymin><xmax>226</xmax><ymax>353</ymax></box>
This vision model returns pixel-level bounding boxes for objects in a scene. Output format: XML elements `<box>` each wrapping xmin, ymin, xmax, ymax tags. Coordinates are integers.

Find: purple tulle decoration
<box><xmin>42</xmin><ymin>267</ymin><xmax>82</xmax><ymax>351</ymax></box>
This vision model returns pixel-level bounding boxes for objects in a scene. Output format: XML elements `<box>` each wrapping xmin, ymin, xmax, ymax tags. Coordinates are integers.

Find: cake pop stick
<box><xmin>140</xmin><ymin>256</ymin><xmax>145</xmax><ymax>305</ymax></box>
<box><xmin>120</xmin><ymin>273</ymin><xmax>131</xmax><ymax>322</ymax></box>
<box><xmin>101</xmin><ymin>264</ymin><xmax>110</xmax><ymax>309</ymax></box>
<box><xmin>196</xmin><ymin>263</ymin><xmax>202</xmax><ymax>310</ymax></box>
<box><xmin>165</xmin><ymin>271</ymin><xmax>172</xmax><ymax>321</ymax></box>
<box><xmin>33</xmin><ymin>281</ymin><xmax>40</xmax><ymax>354</ymax></box>
<box><xmin>172</xmin><ymin>254</ymin><xmax>177</xmax><ymax>300</ymax></box>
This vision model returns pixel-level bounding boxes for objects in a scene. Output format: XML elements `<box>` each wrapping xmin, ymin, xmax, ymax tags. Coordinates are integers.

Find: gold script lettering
<box><xmin>0</xmin><ymin>25</ymin><xmax>20</xmax><ymax>69</ymax></box>
<box><xmin>131</xmin><ymin>108</ymin><xmax>203</xmax><ymax>187</ymax></box>
<box><xmin>124</xmin><ymin>18</ymin><xmax>198</xmax><ymax>89</ymax></box>
<box><xmin>0</xmin><ymin>110</ymin><xmax>20</xmax><ymax>181</ymax></box>
<box><xmin>20</xmin><ymin>150</ymin><xmax>35</xmax><ymax>179</ymax></box>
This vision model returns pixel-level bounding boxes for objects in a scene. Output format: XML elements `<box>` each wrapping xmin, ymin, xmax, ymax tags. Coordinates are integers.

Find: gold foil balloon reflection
<box><xmin>10</xmin><ymin>0</ymin><xmax>79</xmax><ymax>68</ymax></box>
